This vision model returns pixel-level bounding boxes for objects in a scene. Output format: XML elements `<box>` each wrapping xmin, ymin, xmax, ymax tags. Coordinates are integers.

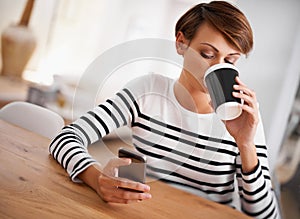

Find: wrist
<box><xmin>78</xmin><ymin>164</ymin><xmax>103</xmax><ymax>191</ymax></box>
<box><xmin>235</xmin><ymin>139</ymin><xmax>255</xmax><ymax>149</ymax></box>
<box><xmin>237</xmin><ymin>143</ymin><xmax>258</xmax><ymax>173</ymax></box>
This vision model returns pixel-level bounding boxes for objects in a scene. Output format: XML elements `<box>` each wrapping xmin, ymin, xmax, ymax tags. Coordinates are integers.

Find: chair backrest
<box><xmin>0</xmin><ymin>101</ymin><xmax>64</xmax><ymax>139</ymax></box>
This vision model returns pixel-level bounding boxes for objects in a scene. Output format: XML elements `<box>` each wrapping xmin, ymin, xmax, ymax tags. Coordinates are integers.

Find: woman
<box><xmin>49</xmin><ymin>1</ymin><xmax>280</xmax><ymax>218</ymax></box>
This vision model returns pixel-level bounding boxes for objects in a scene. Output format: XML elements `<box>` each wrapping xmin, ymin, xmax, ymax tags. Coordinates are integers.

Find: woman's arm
<box><xmin>226</xmin><ymin>77</ymin><xmax>280</xmax><ymax>218</ymax></box>
<box><xmin>49</xmin><ymin>88</ymin><xmax>134</xmax><ymax>182</ymax></box>
<box><xmin>49</xmin><ymin>75</ymin><xmax>156</xmax><ymax>204</ymax></box>
<box><xmin>226</xmin><ymin>77</ymin><xmax>260</xmax><ymax>173</ymax></box>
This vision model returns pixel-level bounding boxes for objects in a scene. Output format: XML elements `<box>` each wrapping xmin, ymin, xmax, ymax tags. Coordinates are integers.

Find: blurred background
<box><xmin>0</xmin><ymin>0</ymin><xmax>299</xmax><ymax>218</ymax></box>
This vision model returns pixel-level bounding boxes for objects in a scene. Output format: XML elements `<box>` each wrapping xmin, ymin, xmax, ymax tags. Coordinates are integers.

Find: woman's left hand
<box><xmin>225</xmin><ymin>77</ymin><xmax>259</xmax><ymax>149</ymax></box>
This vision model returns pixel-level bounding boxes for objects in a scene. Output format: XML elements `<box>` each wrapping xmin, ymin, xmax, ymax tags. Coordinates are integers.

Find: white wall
<box><xmin>237</xmin><ymin>0</ymin><xmax>300</xmax><ymax>172</ymax></box>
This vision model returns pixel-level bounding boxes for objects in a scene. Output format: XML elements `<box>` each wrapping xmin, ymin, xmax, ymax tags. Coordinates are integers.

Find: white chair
<box><xmin>0</xmin><ymin>101</ymin><xmax>64</xmax><ymax>139</ymax></box>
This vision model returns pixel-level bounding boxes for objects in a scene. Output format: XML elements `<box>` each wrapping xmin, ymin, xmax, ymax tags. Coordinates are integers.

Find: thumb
<box><xmin>103</xmin><ymin>157</ymin><xmax>131</xmax><ymax>176</ymax></box>
<box><xmin>109</xmin><ymin>157</ymin><xmax>132</xmax><ymax>167</ymax></box>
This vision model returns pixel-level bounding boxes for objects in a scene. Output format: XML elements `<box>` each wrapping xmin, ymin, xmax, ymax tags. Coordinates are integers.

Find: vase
<box><xmin>1</xmin><ymin>0</ymin><xmax>37</xmax><ymax>78</ymax></box>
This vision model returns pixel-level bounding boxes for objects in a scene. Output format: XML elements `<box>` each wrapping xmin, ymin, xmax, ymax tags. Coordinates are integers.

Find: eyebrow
<box><xmin>200</xmin><ymin>43</ymin><xmax>241</xmax><ymax>56</ymax></box>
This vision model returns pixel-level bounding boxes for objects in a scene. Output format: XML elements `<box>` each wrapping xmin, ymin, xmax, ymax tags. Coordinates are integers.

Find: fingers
<box><xmin>98</xmin><ymin>158</ymin><xmax>151</xmax><ymax>204</ymax></box>
<box><xmin>233</xmin><ymin>77</ymin><xmax>258</xmax><ymax>109</ymax></box>
<box><xmin>232</xmin><ymin>77</ymin><xmax>259</xmax><ymax>124</ymax></box>
<box><xmin>232</xmin><ymin>87</ymin><xmax>256</xmax><ymax>109</ymax></box>
<box><xmin>97</xmin><ymin>174</ymin><xmax>151</xmax><ymax>204</ymax></box>
<box><xmin>100</xmin><ymin>185</ymin><xmax>152</xmax><ymax>204</ymax></box>
<box><xmin>100</xmin><ymin>174</ymin><xmax>150</xmax><ymax>192</ymax></box>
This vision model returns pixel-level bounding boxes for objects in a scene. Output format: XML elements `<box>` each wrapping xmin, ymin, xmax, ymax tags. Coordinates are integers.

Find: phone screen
<box><xmin>118</xmin><ymin>148</ymin><xmax>146</xmax><ymax>184</ymax></box>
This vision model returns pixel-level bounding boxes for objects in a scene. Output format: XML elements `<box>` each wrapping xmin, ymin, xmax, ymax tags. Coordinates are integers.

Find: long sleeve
<box><xmin>49</xmin><ymin>88</ymin><xmax>137</xmax><ymax>182</ymax></box>
<box><xmin>49</xmin><ymin>73</ymin><xmax>281</xmax><ymax>217</ymax></box>
<box><xmin>235</xmin><ymin>117</ymin><xmax>280</xmax><ymax>218</ymax></box>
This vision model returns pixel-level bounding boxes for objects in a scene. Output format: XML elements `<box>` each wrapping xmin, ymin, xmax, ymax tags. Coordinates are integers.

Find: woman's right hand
<box><xmin>97</xmin><ymin>157</ymin><xmax>152</xmax><ymax>204</ymax></box>
<box><xmin>80</xmin><ymin>158</ymin><xmax>152</xmax><ymax>204</ymax></box>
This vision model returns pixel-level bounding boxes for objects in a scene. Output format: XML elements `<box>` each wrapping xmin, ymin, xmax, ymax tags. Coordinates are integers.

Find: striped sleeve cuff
<box><xmin>69</xmin><ymin>156</ymin><xmax>99</xmax><ymax>183</ymax></box>
<box><xmin>241</xmin><ymin>160</ymin><xmax>261</xmax><ymax>182</ymax></box>
<box><xmin>240</xmin><ymin>160</ymin><xmax>279</xmax><ymax>218</ymax></box>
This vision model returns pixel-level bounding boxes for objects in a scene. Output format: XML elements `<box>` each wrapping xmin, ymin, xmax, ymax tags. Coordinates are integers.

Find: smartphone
<box><xmin>118</xmin><ymin>147</ymin><xmax>146</xmax><ymax>184</ymax></box>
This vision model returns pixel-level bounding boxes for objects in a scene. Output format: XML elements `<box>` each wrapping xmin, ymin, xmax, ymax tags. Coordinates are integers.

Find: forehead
<box><xmin>191</xmin><ymin>22</ymin><xmax>240</xmax><ymax>54</ymax></box>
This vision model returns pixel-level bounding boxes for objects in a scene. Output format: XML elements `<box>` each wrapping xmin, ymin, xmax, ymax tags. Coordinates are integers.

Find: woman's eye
<box><xmin>200</xmin><ymin>52</ymin><xmax>214</xmax><ymax>59</ymax></box>
<box><xmin>225</xmin><ymin>59</ymin><xmax>234</xmax><ymax>64</ymax></box>
<box><xmin>225</xmin><ymin>55</ymin><xmax>240</xmax><ymax>64</ymax></box>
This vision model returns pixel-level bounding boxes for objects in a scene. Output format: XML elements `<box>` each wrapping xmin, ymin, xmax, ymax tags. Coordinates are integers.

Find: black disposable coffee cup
<box><xmin>204</xmin><ymin>63</ymin><xmax>242</xmax><ymax>120</ymax></box>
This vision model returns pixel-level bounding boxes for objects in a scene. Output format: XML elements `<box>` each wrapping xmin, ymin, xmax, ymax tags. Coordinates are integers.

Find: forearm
<box><xmin>78</xmin><ymin>164</ymin><xmax>103</xmax><ymax>192</ymax></box>
<box><xmin>237</xmin><ymin>142</ymin><xmax>258</xmax><ymax>173</ymax></box>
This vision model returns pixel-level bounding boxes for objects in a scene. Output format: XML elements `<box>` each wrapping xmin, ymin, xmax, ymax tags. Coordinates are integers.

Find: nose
<box><xmin>209</xmin><ymin>58</ymin><xmax>225</xmax><ymax>67</ymax></box>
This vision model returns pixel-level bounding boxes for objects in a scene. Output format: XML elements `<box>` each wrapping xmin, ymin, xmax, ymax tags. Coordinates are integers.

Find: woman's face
<box><xmin>177</xmin><ymin>22</ymin><xmax>241</xmax><ymax>91</ymax></box>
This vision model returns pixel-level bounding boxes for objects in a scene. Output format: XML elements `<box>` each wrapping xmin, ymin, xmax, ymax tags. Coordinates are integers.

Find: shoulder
<box><xmin>124</xmin><ymin>73</ymin><xmax>174</xmax><ymax>97</ymax></box>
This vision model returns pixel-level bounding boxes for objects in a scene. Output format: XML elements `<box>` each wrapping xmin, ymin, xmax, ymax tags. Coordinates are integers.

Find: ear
<box><xmin>176</xmin><ymin>31</ymin><xmax>189</xmax><ymax>55</ymax></box>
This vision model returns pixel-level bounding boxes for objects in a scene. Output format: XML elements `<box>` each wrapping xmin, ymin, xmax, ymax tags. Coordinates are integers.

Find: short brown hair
<box><xmin>175</xmin><ymin>1</ymin><xmax>253</xmax><ymax>56</ymax></box>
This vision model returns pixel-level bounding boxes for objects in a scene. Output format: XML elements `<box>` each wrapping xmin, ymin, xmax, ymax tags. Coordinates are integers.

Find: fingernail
<box><xmin>144</xmin><ymin>185</ymin><xmax>150</xmax><ymax>191</ymax></box>
<box><xmin>145</xmin><ymin>193</ymin><xmax>152</xmax><ymax>199</ymax></box>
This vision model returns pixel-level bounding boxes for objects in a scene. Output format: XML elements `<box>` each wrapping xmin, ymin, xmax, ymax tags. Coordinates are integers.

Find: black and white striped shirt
<box><xmin>49</xmin><ymin>73</ymin><xmax>279</xmax><ymax>218</ymax></box>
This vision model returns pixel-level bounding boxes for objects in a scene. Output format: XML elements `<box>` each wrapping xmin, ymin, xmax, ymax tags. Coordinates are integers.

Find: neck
<box><xmin>174</xmin><ymin>71</ymin><xmax>213</xmax><ymax>114</ymax></box>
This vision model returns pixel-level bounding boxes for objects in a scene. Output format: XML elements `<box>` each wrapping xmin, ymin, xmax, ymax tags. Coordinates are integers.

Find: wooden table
<box><xmin>0</xmin><ymin>119</ymin><xmax>250</xmax><ymax>219</ymax></box>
